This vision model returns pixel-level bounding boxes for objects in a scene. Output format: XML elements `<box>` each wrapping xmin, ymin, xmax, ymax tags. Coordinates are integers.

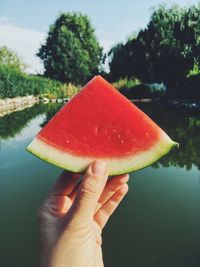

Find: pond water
<box><xmin>0</xmin><ymin>103</ymin><xmax>200</xmax><ymax>267</ymax></box>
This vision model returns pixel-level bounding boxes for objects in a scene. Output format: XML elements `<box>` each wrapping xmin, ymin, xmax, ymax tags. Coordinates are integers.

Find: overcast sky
<box><xmin>0</xmin><ymin>0</ymin><xmax>199</xmax><ymax>73</ymax></box>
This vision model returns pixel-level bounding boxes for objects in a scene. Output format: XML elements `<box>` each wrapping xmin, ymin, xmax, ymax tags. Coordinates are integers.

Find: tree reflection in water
<box><xmin>0</xmin><ymin>103</ymin><xmax>62</xmax><ymax>140</ymax></box>
<box><xmin>0</xmin><ymin>102</ymin><xmax>199</xmax><ymax>170</ymax></box>
<box><xmin>137</xmin><ymin>103</ymin><xmax>200</xmax><ymax>170</ymax></box>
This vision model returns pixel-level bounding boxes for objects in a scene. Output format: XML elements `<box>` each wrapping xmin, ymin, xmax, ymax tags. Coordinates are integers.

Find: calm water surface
<box><xmin>0</xmin><ymin>103</ymin><xmax>200</xmax><ymax>267</ymax></box>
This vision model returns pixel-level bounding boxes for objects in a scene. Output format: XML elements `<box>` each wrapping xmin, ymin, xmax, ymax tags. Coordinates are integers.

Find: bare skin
<box><xmin>38</xmin><ymin>161</ymin><xmax>129</xmax><ymax>267</ymax></box>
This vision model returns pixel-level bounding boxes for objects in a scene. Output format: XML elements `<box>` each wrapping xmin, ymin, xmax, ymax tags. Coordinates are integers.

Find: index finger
<box><xmin>49</xmin><ymin>171</ymin><xmax>81</xmax><ymax>197</ymax></box>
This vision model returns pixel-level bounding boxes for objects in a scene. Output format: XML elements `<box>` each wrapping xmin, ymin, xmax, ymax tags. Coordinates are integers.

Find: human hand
<box><xmin>38</xmin><ymin>161</ymin><xmax>129</xmax><ymax>267</ymax></box>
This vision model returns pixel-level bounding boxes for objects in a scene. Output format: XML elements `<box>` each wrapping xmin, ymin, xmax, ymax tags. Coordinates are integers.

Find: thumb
<box><xmin>69</xmin><ymin>161</ymin><xmax>108</xmax><ymax>220</ymax></box>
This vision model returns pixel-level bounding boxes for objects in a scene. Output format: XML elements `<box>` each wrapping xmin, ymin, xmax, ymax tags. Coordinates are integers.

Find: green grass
<box><xmin>112</xmin><ymin>77</ymin><xmax>141</xmax><ymax>90</ymax></box>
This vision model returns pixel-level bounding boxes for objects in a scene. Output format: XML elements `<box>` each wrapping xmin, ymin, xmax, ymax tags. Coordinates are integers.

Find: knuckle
<box><xmin>80</xmin><ymin>180</ymin><xmax>98</xmax><ymax>198</ymax></box>
<box><xmin>100</xmin><ymin>207</ymin><xmax>109</xmax><ymax>218</ymax></box>
<box><xmin>107</xmin><ymin>182</ymin><xmax>117</xmax><ymax>192</ymax></box>
<box><xmin>87</xmin><ymin>169</ymin><xmax>104</xmax><ymax>182</ymax></box>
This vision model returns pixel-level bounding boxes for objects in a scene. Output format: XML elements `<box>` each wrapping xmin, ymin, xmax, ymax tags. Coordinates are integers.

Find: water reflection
<box><xmin>137</xmin><ymin>103</ymin><xmax>200</xmax><ymax>170</ymax></box>
<box><xmin>0</xmin><ymin>102</ymin><xmax>199</xmax><ymax>170</ymax></box>
<box><xmin>1</xmin><ymin>102</ymin><xmax>200</xmax><ymax>267</ymax></box>
<box><xmin>0</xmin><ymin>103</ymin><xmax>62</xmax><ymax>140</ymax></box>
<box><xmin>40</xmin><ymin>104</ymin><xmax>63</xmax><ymax>127</ymax></box>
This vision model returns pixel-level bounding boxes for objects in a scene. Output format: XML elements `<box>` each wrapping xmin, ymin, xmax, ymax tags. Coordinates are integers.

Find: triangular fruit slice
<box><xmin>26</xmin><ymin>75</ymin><xmax>178</xmax><ymax>175</ymax></box>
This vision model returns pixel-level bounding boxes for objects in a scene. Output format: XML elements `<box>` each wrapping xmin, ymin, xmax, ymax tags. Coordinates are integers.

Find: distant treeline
<box><xmin>1</xmin><ymin>4</ymin><xmax>200</xmax><ymax>99</ymax></box>
<box><xmin>108</xmin><ymin>4</ymin><xmax>200</xmax><ymax>99</ymax></box>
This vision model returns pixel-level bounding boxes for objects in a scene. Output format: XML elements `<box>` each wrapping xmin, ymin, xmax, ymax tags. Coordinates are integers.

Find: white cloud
<box><xmin>0</xmin><ymin>19</ymin><xmax>45</xmax><ymax>74</ymax></box>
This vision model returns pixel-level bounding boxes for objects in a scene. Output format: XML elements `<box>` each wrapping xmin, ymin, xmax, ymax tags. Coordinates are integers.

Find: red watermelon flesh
<box><xmin>26</xmin><ymin>75</ymin><xmax>178</xmax><ymax>175</ymax></box>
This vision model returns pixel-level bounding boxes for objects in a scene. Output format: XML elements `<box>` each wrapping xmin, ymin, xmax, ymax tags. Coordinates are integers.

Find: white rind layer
<box><xmin>26</xmin><ymin>134</ymin><xmax>178</xmax><ymax>175</ymax></box>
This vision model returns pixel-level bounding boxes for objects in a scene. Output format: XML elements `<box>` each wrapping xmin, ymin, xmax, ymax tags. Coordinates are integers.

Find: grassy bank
<box><xmin>112</xmin><ymin>77</ymin><xmax>141</xmax><ymax>90</ymax></box>
<box><xmin>112</xmin><ymin>75</ymin><xmax>200</xmax><ymax>100</ymax></box>
<box><xmin>0</xmin><ymin>64</ymin><xmax>80</xmax><ymax>99</ymax></box>
<box><xmin>112</xmin><ymin>77</ymin><xmax>166</xmax><ymax>99</ymax></box>
<box><xmin>2</xmin><ymin>63</ymin><xmax>188</xmax><ymax>101</ymax></box>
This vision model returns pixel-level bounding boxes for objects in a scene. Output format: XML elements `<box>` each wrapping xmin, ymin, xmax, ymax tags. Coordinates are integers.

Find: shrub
<box><xmin>112</xmin><ymin>77</ymin><xmax>141</xmax><ymax>90</ymax></box>
<box><xmin>0</xmin><ymin>64</ymin><xmax>79</xmax><ymax>99</ymax></box>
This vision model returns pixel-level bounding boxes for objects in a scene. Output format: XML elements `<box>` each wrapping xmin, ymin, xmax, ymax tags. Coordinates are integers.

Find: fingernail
<box><xmin>92</xmin><ymin>161</ymin><xmax>106</xmax><ymax>175</ymax></box>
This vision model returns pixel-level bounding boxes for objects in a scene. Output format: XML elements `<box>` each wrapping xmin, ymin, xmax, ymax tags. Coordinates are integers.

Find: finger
<box><xmin>68</xmin><ymin>185</ymin><xmax>79</xmax><ymax>203</ymax></box>
<box><xmin>95</xmin><ymin>174</ymin><xmax>129</xmax><ymax>212</ymax></box>
<box><xmin>40</xmin><ymin>172</ymin><xmax>80</xmax><ymax>217</ymax></box>
<box><xmin>49</xmin><ymin>171</ymin><xmax>81</xmax><ymax>197</ymax></box>
<box><xmin>94</xmin><ymin>184</ymin><xmax>128</xmax><ymax>229</ymax></box>
<box><xmin>45</xmin><ymin>195</ymin><xmax>72</xmax><ymax>215</ymax></box>
<box><xmin>69</xmin><ymin>161</ymin><xmax>108</xmax><ymax>220</ymax></box>
<box><xmin>69</xmin><ymin>174</ymin><xmax>129</xmax><ymax>210</ymax></box>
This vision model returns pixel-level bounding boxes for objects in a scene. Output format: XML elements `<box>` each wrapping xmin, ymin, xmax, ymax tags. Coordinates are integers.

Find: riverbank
<box><xmin>158</xmin><ymin>99</ymin><xmax>200</xmax><ymax>112</ymax></box>
<box><xmin>0</xmin><ymin>96</ymin><xmax>69</xmax><ymax>117</ymax></box>
<box><xmin>131</xmin><ymin>97</ymin><xmax>200</xmax><ymax>112</ymax></box>
<box><xmin>0</xmin><ymin>96</ymin><xmax>39</xmax><ymax>117</ymax></box>
<box><xmin>1</xmin><ymin>95</ymin><xmax>200</xmax><ymax>119</ymax></box>
<box><xmin>131</xmin><ymin>98</ymin><xmax>200</xmax><ymax>112</ymax></box>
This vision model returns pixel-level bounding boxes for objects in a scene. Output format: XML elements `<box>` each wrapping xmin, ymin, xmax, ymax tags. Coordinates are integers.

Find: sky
<box><xmin>0</xmin><ymin>0</ymin><xmax>199</xmax><ymax>73</ymax></box>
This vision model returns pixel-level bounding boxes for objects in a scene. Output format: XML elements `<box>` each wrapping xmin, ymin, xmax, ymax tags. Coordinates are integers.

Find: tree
<box><xmin>109</xmin><ymin>4</ymin><xmax>200</xmax><ymax>86</ymax></box>
<box><xmin>132</xmin><ymin>4</ymin><xmax>199</xmax><ymax>85</ymax></box>
<box><xmin>108</xmin><ymin>41</ymin><xmax>133</xmax><ymax>81</ymax></box>
<box><xmin>37</xmin><ymin>13</ymin><xmax>103</xmax><ymax>84</ymax></box>
<box><xmin>0</xmin><ymin>46</ymin><xmax>26</xmax><ymax>72</ymax></box>
<box><xmin>108</xmin><ymin>33</ymin><xmax>138</xmax><ymax>81</ymax></box>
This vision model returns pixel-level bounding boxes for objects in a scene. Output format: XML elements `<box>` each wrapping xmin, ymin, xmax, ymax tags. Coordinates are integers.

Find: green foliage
<box><xmin>109</xmin><ymin>4</ymin><xmax>200</xmax><ymax>88</ymax></box>
<box><xmin>187</xmin><ymin>62</ymin><xmax>200</xmax><ymax>77</ymax></box>
<box><xmin>112</xmin><ymin>78</ymin><xmax>166</xmax><ymax>99</ymax></box>
<box><xmin>59</xmin><ymin>83</ymin><xmax>80</xmax><ymax>99</ymax></box>
<box><xmin>112</xmin><ymin>77</ymin><xmax>140</xmax><ymax>90</ymax></box>
<box><xmin>188</xmin><ymin>117</ymin><xmax>200</xmax><ymax>128</ymax></box>
<box><xmin>37</xmin><ymin>13</ymin><xmax>103</xmax><ymax>84</ymax></box>
<box><xmin>0</xmin><ymin>46</ymin><xmax>27</xmax><ymax>72</ymax></box>
<box><xmin>109</xmin><ymin>43</ymin><xmax>129</xmax><ymax>81</ymax></box>
<box><xmin>0</xmin><ymin>64</ymin><xmax>79</xmax><ymax>99</ymax></box>
<box><xmin>119</xmin><ymin>84</ymin><xmax>165</xmax><ymax>99</ymax></box>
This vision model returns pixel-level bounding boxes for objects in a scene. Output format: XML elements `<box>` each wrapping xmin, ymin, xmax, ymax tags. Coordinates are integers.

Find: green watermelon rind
<box><xmin>26</xmin><ymin>134</ymin><xmax>178</xmax><ymax>175</ymax></box>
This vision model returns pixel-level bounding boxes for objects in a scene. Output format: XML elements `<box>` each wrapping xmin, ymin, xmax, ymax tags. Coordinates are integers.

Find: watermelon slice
<box><xmin>26</xmin><ymin>75</ymin><xmax>178</xmax><ymax>175</ymax></box>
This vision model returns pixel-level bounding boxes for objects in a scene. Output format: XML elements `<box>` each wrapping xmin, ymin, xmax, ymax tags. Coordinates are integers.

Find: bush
<box><xmin>112</xmin><ymin>77</ymin><xmax>140</xmax><ymax>91</ymax></box>
<box><xmin>0</xmin><ymin>64</ymin><xmax>79</xmax><ymax>99</ymax></box>
<box><xmin>119</xmin><ymin>83</ymin><xmax>166</xmax><ymax>99</ymax></box>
